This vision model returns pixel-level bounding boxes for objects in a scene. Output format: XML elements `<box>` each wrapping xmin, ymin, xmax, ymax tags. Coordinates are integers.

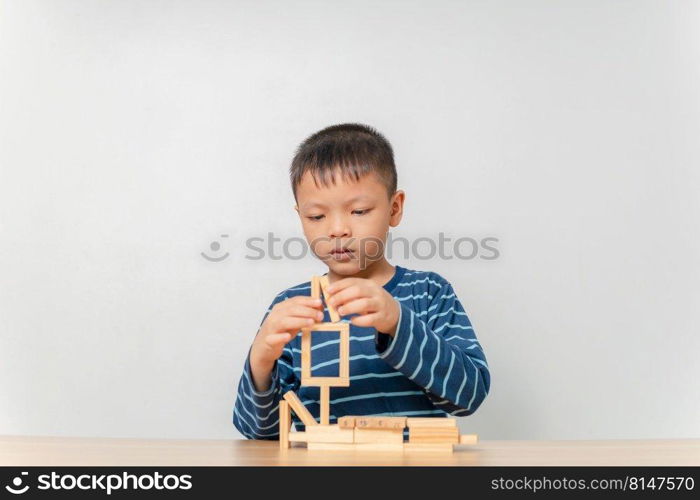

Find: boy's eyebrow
<box><xmin>301</xmin><ymin>195</ymin><xmax>373</xmax><ymax>211</ymax></box>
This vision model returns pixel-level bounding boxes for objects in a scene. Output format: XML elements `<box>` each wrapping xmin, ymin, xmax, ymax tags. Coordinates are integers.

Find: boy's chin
<box><xmin>325</xmin><ymin>259</ymin><xmax>363</xmax><ymax>275</ymax></box>
<box><xmin>325</xmin><ymin>258</ymin><xmax>377</xmax><ymax>276</ymax></box>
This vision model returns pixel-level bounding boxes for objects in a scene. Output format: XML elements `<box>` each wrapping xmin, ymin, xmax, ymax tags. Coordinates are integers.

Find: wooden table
<box><xmin>1</xmin><ymin>436</ymin><xmax>699</xmax><ymax>466</ymax></box>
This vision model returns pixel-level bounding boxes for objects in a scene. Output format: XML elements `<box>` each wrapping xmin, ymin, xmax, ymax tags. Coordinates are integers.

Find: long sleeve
<box><xmin>232</xmin><ymin>292</ymin><xmax>299</xmax><ymax>439</ymax></box>
<box><xmin>376</xmin><ymin>280</ymin><xmax>490</xmax><ymax>416</ymax></box>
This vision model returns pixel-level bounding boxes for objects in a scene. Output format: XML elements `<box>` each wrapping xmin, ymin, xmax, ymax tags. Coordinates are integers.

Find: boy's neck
<box><xmin>326</xmin><ymin>258</ymin><xmax>396</xmax><ymax>289</ymax></box>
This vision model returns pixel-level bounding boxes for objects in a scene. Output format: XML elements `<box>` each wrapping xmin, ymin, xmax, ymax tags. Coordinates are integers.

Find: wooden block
<box><xmin>409</xmin><ymin>427</ymin><xmax>459</xmax><ymax>436</ymax></box>
<box><xmin>320</xmin><ymin>386</ymin><xmax>329</xmax><ymax>425</ymax></box>
<box><xmin>409</xmin><ymin>427</ymin><xmax>459</xmax><ymax>440</ymax></box>
<box><xmin>305</xmin><ymin>424</ymin><xmax>354</xmax><ymax>443</ymax></box>
<box><xmin>301</xmin><ymin>376</ymin><xmax>350</xmax><ymax>387</ymax></box>
<box><xmin>404</xmin><ymin>442</ymin><xmax>454</xmax><ymax>453</ymax></box>
<box><xmin>300</xmin><ymin>322</ymin><xmax>350</xmax><ymax>387</ymax></box>
<box><xmin>319</xmin><ymin>275</ymin><xmax>340</xmax><ymax>322</ymax></box>
<box><xmin>338</xmin><ymin>321</ymin><xmax>349</xmax><ymax>379</ymax></box>
<box><xmin>355</xmin><ymin>416</ymin><xmax>407</xmax><ymax>430</ymax></box>
<box><xmin>279</xmin><ymin>400</ymin><xmax>290</xmax><ymax>449</ymax></box>
<box><xmin>282</xmin><ymin>391</ymin><xmax>317</xmax><ymax>427</ymax></box>
<box><xmin>409</xmin><ymin>431</ymin><xmax>458</xmax><ymax>439</ymax></box>
<box><xmin>408</xmin><ymin>427</ymin><xmax>459</xmax><ymax>444</ymax></box>
<box><xmin>459</xmin><ymin>434</ymin><xmax>478</xmax><ymax>445</ymax></box>
<box><xmin>301</xmin><ymin>328</ymin><xmax>311</xmax><ymax>381</ymax></box>
<box><xmin>408</xmin><ymin>435</ymin><xmax>459</xmax><ymax>444</ymax></box>
<box><xmin>311</xmin><ymin>275</ymin><xmax>321</xmax><ymax>300</ymax></box>
<box><xmin>338</xmin><ymin>416</ymin><xmax>356</xmax><ymax>429</ymax></box>
<box><xmin>409</xmin><ymin>435</ymin><xmax>459</xmax><ymax>444</ymax></box>
<box><xmin>354</xmin><ymin>427</ymin><xmax>404</xmax><ymax>444</ymax></box>
<box><xmin>406</xmin><ymin>417</ymin><xmax>458</xmax><ymax>428</ymax></box>
<box><xmin>288</xmin><ymin>432</ymin><xmax>308</xmax><ymax>443</ymax></box>
<box><xmin>307</xmin><ymin>442</ymin><xmax>404</xmax><ymax>452</ymax></box>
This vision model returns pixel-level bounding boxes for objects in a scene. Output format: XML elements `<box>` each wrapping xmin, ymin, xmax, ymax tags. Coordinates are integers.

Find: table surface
<box><xmin>1</xmin><ymin>436</ymin><xmax>699</xmax><ymax>466</ymax></box>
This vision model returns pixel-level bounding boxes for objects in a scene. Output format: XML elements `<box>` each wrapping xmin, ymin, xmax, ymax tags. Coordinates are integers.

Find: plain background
<box><xmin>1</xmin><ymin>0</ymin><xmax>698</xmax><ymax>441</ymax></box>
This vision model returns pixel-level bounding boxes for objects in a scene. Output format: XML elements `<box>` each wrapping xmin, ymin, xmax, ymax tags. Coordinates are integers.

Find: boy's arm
<box><xmin>232</xmin><ymin>293</ymin><xmax>299</xmax><ymax>439</ymax></box>
<box><xmin>376</xmin><ymin>279</ymin><xmax>490</xmax><ymax>416</ymax></box>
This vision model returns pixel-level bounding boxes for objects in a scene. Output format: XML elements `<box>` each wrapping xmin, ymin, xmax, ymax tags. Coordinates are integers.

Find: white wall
<box><xmin>1</xmin><ymin>0</ymin><xmax>698</xmax><ymax>440</ymax></box>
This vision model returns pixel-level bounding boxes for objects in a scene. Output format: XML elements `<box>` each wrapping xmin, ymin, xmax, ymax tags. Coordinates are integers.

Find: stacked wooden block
<box><xmin>407</xmin><ymin>418</ymin><xmax>460</xmax><ymax>443</ymax></box>
<box><xmin>280</xmin><ymin>392</ymin><xmax>477</xmax><ymax>453</ymax></box>
<box><xmin>274</xmin><ymin>274</ymin><xmax>479</xmax><ymax>454</ymax></box>
<box><xmin>340</xmin><ymin>415</ymin><xmax>406</xmax><ymax>450</ymax></box>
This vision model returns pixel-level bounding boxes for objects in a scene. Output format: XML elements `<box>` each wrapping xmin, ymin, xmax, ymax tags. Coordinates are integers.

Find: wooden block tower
<box><xmin>278</xmin><ymin>274</ymin><xmax>478</xmax><ymax>453</ymax></box>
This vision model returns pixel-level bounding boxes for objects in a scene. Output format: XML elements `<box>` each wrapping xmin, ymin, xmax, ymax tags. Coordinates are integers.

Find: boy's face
<box><xmin>294</xmin><ymin>168</ymin><xmax>404</xmax><ymax>275</ymax></box>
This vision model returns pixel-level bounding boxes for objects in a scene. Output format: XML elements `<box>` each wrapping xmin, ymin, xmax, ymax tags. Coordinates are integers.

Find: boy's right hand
<box><xmin>250</xmin><ymin>296</ymin><xmax>324</xmax><ymax>369</ymax></box>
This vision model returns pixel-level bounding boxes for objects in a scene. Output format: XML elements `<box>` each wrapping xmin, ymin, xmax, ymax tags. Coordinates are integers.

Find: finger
<box><xmin>264</xmin><ymin>332</ymin><xmax>293</xmax><ymax>347</ymax></box>
<box><xmin>327</xmin><ymin>284</ymin><xmax>367</xmax><ymax>310</ymax></box>
<box><xmin>350</xmin><ymin>312</ymin><xmax>381</xmax><ymax>328</ymax></box>
<box><xmin>286</xmin><ymin>305</ymin><xmax>325</xmax><ymax>321</ymax></box>
<box><xmin>276</xmin><ymin>316</ymin><xmax>316</xmax><ymax>333</ymax></box>
<box><xmin>287</xmin><ymin>296</ymin><xmax>323</xmax><ymax>308</ymax></box>
<box><xmin>326</xmin><ymin>277</ymin><xmax>363</xmax><ymax>296</ymax></box>
<box><xmin>337</xmin><ymin>297</ymin><xmax>377</xmax><ymax>317</ymax></box>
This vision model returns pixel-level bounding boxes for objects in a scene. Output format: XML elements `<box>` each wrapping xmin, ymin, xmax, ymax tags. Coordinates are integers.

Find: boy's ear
<box><xmin>389</xmin><ymin>190</ymin><xmax>405</xmax><ymax>227</ymax></box>
<box><xmin>294</xmin><ymin>205</ymin><xmax>299</xmax><ymax>214</ymax></box>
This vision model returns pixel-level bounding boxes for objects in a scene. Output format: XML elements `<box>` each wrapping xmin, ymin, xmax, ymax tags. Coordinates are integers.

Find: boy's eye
<box><xmin>306</xmin><ymin>209</ymin><xmax>370</xmax><ymax>221</ymax></box>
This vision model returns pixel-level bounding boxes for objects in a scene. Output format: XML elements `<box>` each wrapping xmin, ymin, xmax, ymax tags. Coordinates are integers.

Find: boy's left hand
<box><xmin>326</xmin><ymin>278</ymin><xmax>400</xmax><ymax>336</ymax></box>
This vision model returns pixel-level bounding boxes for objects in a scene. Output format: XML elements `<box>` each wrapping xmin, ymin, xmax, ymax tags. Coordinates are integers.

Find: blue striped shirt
<box><xmin>233</xmin><ymin>265</ymin><xmax>490</xmax><ymax>439</ymax></box>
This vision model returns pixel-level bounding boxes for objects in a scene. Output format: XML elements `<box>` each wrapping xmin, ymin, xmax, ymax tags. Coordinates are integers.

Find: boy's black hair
<box><xmin>289</xmin><ymin>123</ymin><xmax>397</xmax><ymax>201</ymax></box>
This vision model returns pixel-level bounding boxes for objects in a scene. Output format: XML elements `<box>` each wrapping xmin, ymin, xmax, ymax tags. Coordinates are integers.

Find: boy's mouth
<box><xmin>329</xmin><ymin>247</ymin><xmax>354</xmax><ymax>259</ymax></box>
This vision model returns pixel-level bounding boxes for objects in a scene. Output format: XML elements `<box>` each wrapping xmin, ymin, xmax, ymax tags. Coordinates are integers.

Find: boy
<box><xmin>233</xmin><ymin>124</ymin><xmax>490</xmax><ymax>439</ymax></box>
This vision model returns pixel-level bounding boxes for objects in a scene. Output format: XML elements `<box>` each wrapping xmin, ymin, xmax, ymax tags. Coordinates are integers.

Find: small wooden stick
<box><xmin>301</xmin><ymin>328</ymin><xmax>311</xmax><ymax>381</ymax></box>
<box><xmin>319</xmin><ymin>275</ymin><xmax>340</xmax><ymax>322</ymax></box>
<box><xmin>459</xmin><ymin>434</ymin><xmax>479</xmax><ymax>445</ymax></box>
<box><xmin>339</xmin><ymin>321</ymin><xmax>350</xmax><ymax>379</ymax></box>
<box><xmin>406</xmin><ymin>417</ymin><xmax>458</xmax><ymax>428</ymax></box>
<box><xmin>283</xmin><ymin>391</ymin><xmax>317</xmax><ymax>427</ymax></box>
<box><xmin>319</xmin><ymin>385</ymin><xmax>330</xmax><ymax>425</ymax></box>
<box><xmin>279</xmin><ymin>400</ymin><xmax>290</xmax><ymax>449</ymax></box>
<box><xmin>311</xmin><ymin>275</ymin><xmax>321</xmax><ymax>301</ymax></box>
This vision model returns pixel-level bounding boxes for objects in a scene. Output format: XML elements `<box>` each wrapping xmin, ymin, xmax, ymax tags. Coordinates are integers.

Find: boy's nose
<box><xmin>328</xmin><ymin>218</ymin><xmax>351</xmax><ymax>239</ymax></box>
<box><xmin>329</xmin><ymin>228</ymin><xmax>350</xmax><ymax>239</ymax></box>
